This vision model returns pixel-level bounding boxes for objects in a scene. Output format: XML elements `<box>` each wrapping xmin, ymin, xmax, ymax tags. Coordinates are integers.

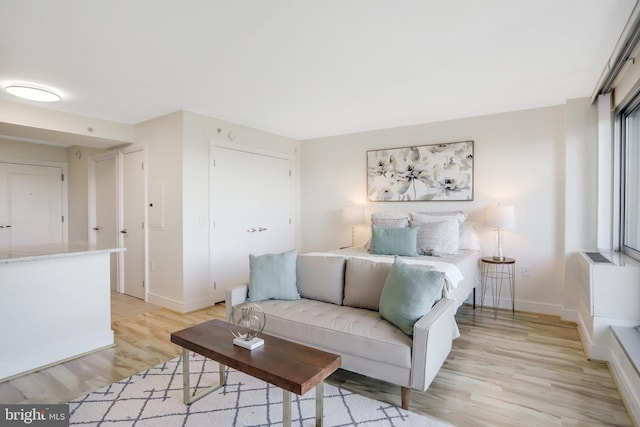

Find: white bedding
<box><xmin>307</xmin><ymin>247</ymin><xmax>481</xmax><ymax>310</ymax></box>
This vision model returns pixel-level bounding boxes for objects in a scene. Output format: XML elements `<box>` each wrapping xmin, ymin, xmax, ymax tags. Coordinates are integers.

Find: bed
<box><xmin>310</xmin><ymin>210</ymin><xmax>482</xmax><ymax>312</ymax></box>
<box><xmin>311</xmin><ymin>246</ymin><xmax>481</xmax><ymax>311</ymax></box>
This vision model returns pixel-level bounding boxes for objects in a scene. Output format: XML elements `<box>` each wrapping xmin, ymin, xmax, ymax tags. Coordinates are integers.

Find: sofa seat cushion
<box><xmin>257</xmin><ymin>298</ymin><xmax>412</xmax><ymax>369</ymax></box>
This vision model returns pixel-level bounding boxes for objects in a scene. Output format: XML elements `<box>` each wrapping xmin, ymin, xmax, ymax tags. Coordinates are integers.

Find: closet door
<box><xmin>210</xmin><ymin>146</ymin><xmax>293</xmax><ymax>303</ymax></box>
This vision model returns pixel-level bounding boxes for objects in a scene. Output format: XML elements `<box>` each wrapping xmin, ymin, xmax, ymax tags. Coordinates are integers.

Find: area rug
<box><xmin>69</xmin><ymin>352</ymin><xmax>452</xmax><ymax>426</ymax></box>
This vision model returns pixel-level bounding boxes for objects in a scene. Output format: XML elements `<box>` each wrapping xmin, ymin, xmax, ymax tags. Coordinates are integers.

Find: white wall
<box><xmin>136</xmin><ymin>111</ymin><xmax>185</xmax><ymax>308</ymax></box>
<box><xmin>138</xmin><ymin>110</ymin><xmax>300</xmax><ymax>313</ymax></box>
<box><xmin>182</xmin><ymin>111</ymin><xmax>300</xmax><ymax>311</ymax></box>
<box><xmin>1</xmin><ymin>106</ymin><xmax>301</xmax><ymax>313</ymax></box>
<box><xmin>0</xmin><ymin>99</ymin><xmax>133</xmax><ymax>149</ymax></box>
<box><xmin>1</xmin><ymin>99</ymin><xmax>595</xmax><ymax>317</ymax></box>
<box><xmin>563</xmin><ymin>98</ymin><xmax>598</xmax><ymax>319</ymax></box>
<box><xmin>301</xmin><ymin>105</ymin><xmax>568</xmax><ymax>315</ymax></box>
<box><xmin>0</xmin><ymin>138</ymin><xmax>67</xmax><ymax>162</ymax></box>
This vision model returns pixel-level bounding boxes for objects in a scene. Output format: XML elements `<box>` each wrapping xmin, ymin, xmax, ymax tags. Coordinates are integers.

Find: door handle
<box><xmin>0</xmin><ymin>225</ymin><xmax>11</xmax><ymax>229</ymax></box>
<box><xmin>258</xmin><ymin>227</ymin><xmax>267</xmax><ymax>232</ymax></box>
<box><xmin>120</xmin><ymin>229</ymin><xmax>128</xmax><ymax>234</ymax></box>
<box><xmin>93</xmin><ymin>227</ymin><xmax>101</xmax><ymax>231</ymax></box>
<box><xmin>246</xmin><ymin>228</ymin><xmax>257</xmax><ymax>233</ymax></box>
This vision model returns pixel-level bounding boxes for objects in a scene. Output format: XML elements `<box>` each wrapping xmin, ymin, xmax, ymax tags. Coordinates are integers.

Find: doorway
<box><xmin>121</xmin><ymin>148</ymin><xmax>146</xmax><ymax>300</ymax></box>
<box><xmin>89</xmin><ymin>152</ymin><xmax>118</xmax><ymax>290</ymax></box>
<box><xmin>0</xmin><ymin>161</ymin><xmax>67</xmax><ymax>247</ymax></box>
<box><xmin>89</xmin><ymin>147</ymin><xmax>147</xmax><ymax>300</ymax></box>
<box><xmin>210</xmin><ymin>144</ymin><xmax>293</xmax><ymax>303</ymax></box>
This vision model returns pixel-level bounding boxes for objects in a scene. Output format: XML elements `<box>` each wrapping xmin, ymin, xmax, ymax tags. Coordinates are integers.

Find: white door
<box><xmin>211</xmin><ymin>146</ymin><xmax>293</xmax><ymax>302</ymax></box>
<box><xmin>90</xmin><ymin>154</ymin><xmax>119</xmax><ymax>291</ymax></box>
<box><xmin>122</xmin><ymin>149</ymin><xmax>146</xmax><ymax>300</ymax></box>
<box><xmin>0</xmin><ymin>162</ymin><xmax>64</xmax><ymax>247</ymax></box>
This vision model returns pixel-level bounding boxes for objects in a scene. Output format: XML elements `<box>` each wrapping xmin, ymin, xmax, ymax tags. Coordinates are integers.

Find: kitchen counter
<box><xmin>0</xmin><ymin>242</ymin><xmax>123</xmax><ymax>380</ymax></box>
<box><xmin>0</xmin><ymin>241</ymin><xmax>124</xmax><ymax>264</ymax></box>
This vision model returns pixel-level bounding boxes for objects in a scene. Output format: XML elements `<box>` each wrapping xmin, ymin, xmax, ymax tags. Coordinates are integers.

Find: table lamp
<box><xmin>342</xmin><ymin>205</ymin><xmax>365</xmax><ymax>247</ymax></box>
<box><xmin>484</xmin><ymin>204</ymin><xmax>516</xmax><ymax>260</ymax></box>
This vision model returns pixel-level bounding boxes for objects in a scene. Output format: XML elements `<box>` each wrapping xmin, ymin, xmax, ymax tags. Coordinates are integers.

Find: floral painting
<box><xmin>367</xmin><ymin>141</ymin><xmax>474</xmax><ymax>201</ymax></box>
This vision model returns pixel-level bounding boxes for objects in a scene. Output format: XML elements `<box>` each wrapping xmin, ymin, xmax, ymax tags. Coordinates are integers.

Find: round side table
<box><xmin>480</xmin><ymin>257</ymin><xmax>515</xmax><ymax>318</ymax></box>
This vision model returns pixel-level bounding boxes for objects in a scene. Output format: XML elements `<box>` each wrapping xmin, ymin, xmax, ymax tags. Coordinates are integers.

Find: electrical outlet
<box><xmin>522</xmin><ymin>265</ymin><xmax>531</xmax><ymax>277</ymax></box>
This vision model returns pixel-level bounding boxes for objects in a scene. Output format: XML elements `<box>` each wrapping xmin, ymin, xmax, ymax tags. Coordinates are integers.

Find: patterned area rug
<box><xmin>69</xmin><ymin>352</ymin><xmax>452</xmax><ymax>426</ymax></box>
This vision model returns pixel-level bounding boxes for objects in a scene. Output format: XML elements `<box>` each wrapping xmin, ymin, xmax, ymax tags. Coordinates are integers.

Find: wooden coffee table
<box><xmin>170</xmin><ymin>319</ymin><xmax>341</xmax><ymax>427</ymax></box>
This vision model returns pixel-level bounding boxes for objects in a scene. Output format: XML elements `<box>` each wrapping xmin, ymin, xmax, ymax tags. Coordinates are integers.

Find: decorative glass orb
<box><xmin>229</xmin><ymin>303</ymin><xmax>266</xmax><ymax>348</ymax></box>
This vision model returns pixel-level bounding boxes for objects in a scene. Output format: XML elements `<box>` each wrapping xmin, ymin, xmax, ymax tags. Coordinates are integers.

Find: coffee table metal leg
<box><xmin>283</xmin><ymin>389</ymin><xmax>291</xmax><ymax>427</ymax></box>
<box><xmin>315</xmin><ymin>382</ymin><xmax>324</xmax><ymax>426</ymax></box>
<box><xmin>181</xmin><ymin>349</ymin><xmax>226</xmax><ymax>405</ymax></box>
<box><xmin>182</xmin><ymin>349</ymin><xmax>190</xmax><ymax>404</ymax></box>
<box><xmin>281</xmin><ymin>383</ymin><xmax>323</xmax><ymax>427</ymax></box>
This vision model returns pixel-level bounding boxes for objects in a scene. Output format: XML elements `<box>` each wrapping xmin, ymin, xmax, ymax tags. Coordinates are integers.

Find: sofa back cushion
<box><xmin>296</xmin><ymin>255</ymin><xmax>346</xmax><ymax>305</ymax></box>
<box><xmin>343</xmin><ymin>258</ymin><xmax>392</xmax><ymax>311</ymax></box>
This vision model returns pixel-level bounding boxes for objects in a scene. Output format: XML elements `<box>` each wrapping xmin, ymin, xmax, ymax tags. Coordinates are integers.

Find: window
<box><xmin>621</xmin><ymin>95</ymin><xmax>640</xmax><ymax>260</ymax></box>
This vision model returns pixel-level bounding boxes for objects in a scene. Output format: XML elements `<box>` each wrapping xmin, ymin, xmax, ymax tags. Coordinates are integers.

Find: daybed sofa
<box><xmin>226</xmin><ymin>250</ymin><xmax>458</xmax><ymax>409</ymax></box>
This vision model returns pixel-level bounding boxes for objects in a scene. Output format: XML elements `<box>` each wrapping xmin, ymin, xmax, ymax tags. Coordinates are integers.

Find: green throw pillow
<box><xmin>370</xmin><ymin>224</ymin><xmax>418</xmax><ymax>256</ymax></box>
<box><xmin>248</xmin><ymin>249</ymin><xmax>300</xmax><ymax>302</ymax></box>
<box><xmin>379</xmin><ymin>257</ymin><xmax>445</xmax><ymax>335</ymax></box>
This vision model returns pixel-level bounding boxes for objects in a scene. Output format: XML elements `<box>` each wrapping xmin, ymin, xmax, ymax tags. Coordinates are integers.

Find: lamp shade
<box><xmin>342</xmin><ymin>205</ymin><xmax>365</xmax><ymax>225</ymax></box>
<box><xmin>484</xmin><ymin>205</ymin><xmax>516</xmax><ymax>229</ymax></box>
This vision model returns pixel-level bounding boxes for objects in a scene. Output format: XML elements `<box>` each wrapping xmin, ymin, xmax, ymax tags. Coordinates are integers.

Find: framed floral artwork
<box><xmin>367</xmin><ymin>141</ymin><xmax>474</xmax><ymax>201</ymax></box>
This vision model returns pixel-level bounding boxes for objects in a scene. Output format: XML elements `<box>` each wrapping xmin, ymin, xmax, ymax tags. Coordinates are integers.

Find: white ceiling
<box><xmin>0</xmin><ymin>0</ymin><xmax>636</xmax><ymax>141</ymax></box>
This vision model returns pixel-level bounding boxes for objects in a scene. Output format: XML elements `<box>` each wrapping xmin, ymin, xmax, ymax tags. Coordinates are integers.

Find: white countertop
<box><xmin>0</xmin><ymin>242</ymin><xmax>125</xmax><ymax>264</ymax></box>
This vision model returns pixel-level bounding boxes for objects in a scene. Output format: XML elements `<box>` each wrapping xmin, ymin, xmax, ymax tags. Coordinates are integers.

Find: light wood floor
<box><xmin>0</xmin><ymin>293</ymin><xmax>634</xmax><ymax>426</ymax></box>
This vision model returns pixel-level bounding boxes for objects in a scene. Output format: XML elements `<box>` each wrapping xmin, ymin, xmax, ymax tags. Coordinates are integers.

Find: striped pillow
<box><xmin>409</xmin><ymin>219</ymin><xmax>452</xmax><ymax>256</ymax></box>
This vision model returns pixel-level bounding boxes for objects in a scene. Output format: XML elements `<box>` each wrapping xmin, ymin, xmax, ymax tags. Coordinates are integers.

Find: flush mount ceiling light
<box><xmin>5</xmin><ymin>84</ymin><xmax>61</xmax><ymax>102</ymax></box>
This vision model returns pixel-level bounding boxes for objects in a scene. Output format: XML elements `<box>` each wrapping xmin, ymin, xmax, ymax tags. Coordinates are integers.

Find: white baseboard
<box><xmin>183</xmin><ymin>296</ymin><xmax>213</xmax><ymax>313</ymax></box>
<box><xmin>561</xmin><ymin>307</ymin><xmax>580</xmax><ymax>323</ymax></box>
<box><xmin>479</xmin><ymin>296</ymin><xmax>563</xmax><ymax>317</ymax></box>
<box><xmin>147</xmin><ymin>292</ymin><xmax>185</xmax><ymax>312</ymax></box>
<box><xmin>515</xmin><ymin>299</ymin><xmax>563</xmax><ymax>316</ymax></box>
<box><xmin>147</xmin><ymin>292</ymin><xmax>212</xmax><ymax>314</ymax></box>
<box><xmin>574</xmin><ymin>310</ymin><xmax>613</xmax><ymax>361</ymax></box>
<box><xmin>576</xmin><ymin>313</ymin><xmax>594</xmax><ymax>358</ymax></box>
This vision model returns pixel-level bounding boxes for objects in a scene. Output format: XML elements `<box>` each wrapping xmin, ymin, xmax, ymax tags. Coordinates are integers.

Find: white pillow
<box><xmin>460</xmin><ymin>221</ymin><xmax>481</xmax><ymax>250</ymax></box>
<box><xmin>371</xmin><ymin>212</ymin><xmax>409</xmax><ymax>228</ymax></box>
<box><xmin>413</xmin><ymin>210</ymin><xmax>467</xmax><ymax>224</ymax></box>
<box><xmin>409</xmin><ymin>220</ymin><xmax>450</xmax><ymax>256</ymax></box>
<box><xmin>410</xmin><ymin>213</ymin><xmax>460</xmax><ymax>254</ymax></box>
